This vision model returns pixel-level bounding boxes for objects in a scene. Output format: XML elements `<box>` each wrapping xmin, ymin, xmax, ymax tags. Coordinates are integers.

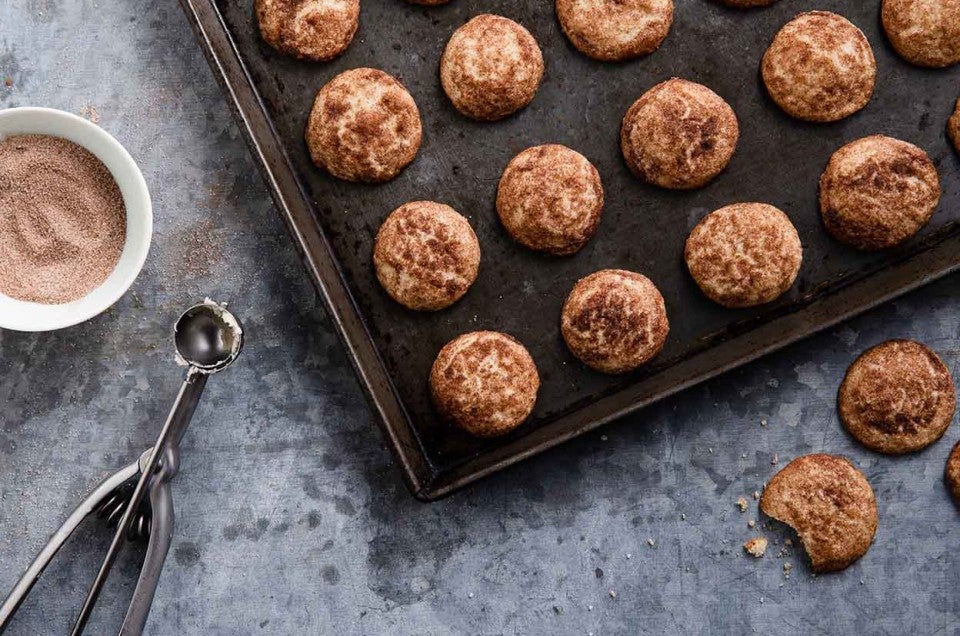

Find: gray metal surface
<box><xmin>0</xmin><ymin>0</ymin><xmax>958</xmax><ymax>634</ymax></box>
<box><xmin>208</xmin><ymin>0</ymin><xmax>960</xmax><ymax>491</ymax></box>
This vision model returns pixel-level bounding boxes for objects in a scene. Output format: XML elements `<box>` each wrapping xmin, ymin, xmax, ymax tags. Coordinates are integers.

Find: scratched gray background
<box><xmin>0</xmin><ymin>0</ymin><xmax>958</xmax><ymax>634</ymax></box>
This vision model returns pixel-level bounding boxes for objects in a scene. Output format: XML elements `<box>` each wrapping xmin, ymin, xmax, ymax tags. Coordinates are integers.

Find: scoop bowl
<box><xmin>174</xmin><ymin>301</ymin><xmax>243</xmax><ymax>373</ymax></box>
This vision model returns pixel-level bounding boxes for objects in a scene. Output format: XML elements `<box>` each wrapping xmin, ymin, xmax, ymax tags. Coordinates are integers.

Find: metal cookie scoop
<box><xmin>0</xmin><ymin>300</ymin><xmax>242</xmax><ymax>635</ymax></box>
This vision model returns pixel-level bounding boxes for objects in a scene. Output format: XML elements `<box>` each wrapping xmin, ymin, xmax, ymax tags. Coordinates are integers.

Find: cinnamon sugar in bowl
<box><xmin>0</xmin><ymin>107</ymin><xmax>151</xmax><ymax>331</ymax></box>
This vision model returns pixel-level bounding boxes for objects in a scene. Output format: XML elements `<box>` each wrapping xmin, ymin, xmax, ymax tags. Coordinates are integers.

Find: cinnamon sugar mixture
<box><xmin>0</xmin><ymin>134</ymin><xmax>126</xmax><ymax>304</ymax></box>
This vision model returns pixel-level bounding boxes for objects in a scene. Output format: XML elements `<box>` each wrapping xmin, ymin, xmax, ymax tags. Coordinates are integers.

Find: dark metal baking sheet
<box><xmin>179</xmin><ymin>0</ymin><xmax>960</xmax><ymax>500</ymax></box>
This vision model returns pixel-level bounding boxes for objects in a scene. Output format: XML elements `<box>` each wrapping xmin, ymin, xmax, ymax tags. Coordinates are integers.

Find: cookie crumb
<box><xmin>647</xmin><ymin>538</ymin><xmax>655</xmax><ymax>547</ymax></box>
<box><xmin>608</xmin><ymin>590</ymin><xmax>617</xmax><ymax>599</ymax></box>
<box><xmin>80</xmin><ymin>105</ymin><xmax>100</xmax><ymax>124</ymax></box>
<box><xmin>752</xmin><ymin>491</ymin><xmax>760</xmax><ymax>500</ymax></box>
<box><xmin>760</xmin><ymin>419</ymin><xmax>768</xmax><ymax>426</ymax></box>
<box><xmin>771</xmin><ymin>453</ymin><xmax>779</xmax><ymax>465</ymax></box>
<box><xmin>595</xmin><ymin>567</ymin><xmax>603</xmax><ymax>579</ymax></box>
<box><xmin>744</xmin><ymin>537</ymin><xmax>768</xmax><ymax>558</ymax></box>
<box><xmin>748</xmin><ymin>519</ymin><xmax>756</xmax><ymax>528</ymax></box>
<box><xmin>3</xmin><ymin>77</ymin><xmax>11</xmax><ymax>87</ymax></box>
<box><xmin>737</xmin><ymin>496</ymin><xmax>748</xmax><ymax>512</ymax></box>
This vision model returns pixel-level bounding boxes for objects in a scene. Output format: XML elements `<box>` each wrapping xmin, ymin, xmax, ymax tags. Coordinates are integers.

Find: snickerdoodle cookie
<box><xmin>839</xmin><ymin>339</ymin><xmax>955</xmax><ymax>454</ymax></box>
<box><xmin>620</xmin><ymin>78</ymin><xmax>738</xmax><ymax>190</ymax></box>
<box><xmin>882</xmin><ymin>0</ymin><xmax>960</xmax><ymax>68</ymax></box>
<box><xmin>255</xmin><ymin>0</ymin><xmax>359</xmax><ymax>62</ymax></box>
<box><xmin>761</xmin><ymin>11</ymin><xmax>876</xmax><ymax>122</ymax></box>
<box><xmin>685</xmin><ymin>203</ymin><xmax>802</xmax><ymax>308</ymax></box>
<box><xmin>373</xmin><ymin>201</ymin><xmax>480</xmax><ymax>311</ymax></box>
<box><xmin>556</xmin><ymin>0</ymin><xmax>674</xmax><ymax>62</ymax></box>
<box><xmin>497</xmin><ymin>144</ymin><xmax>604</xmax><ymax>256</ymax></box>
<box><xmin>440</xmin><ymin>14</ymin><xmax>545</xmax><ymax>121</ymax></box>
<box><xmin>760</xmin><ymin>454</ymin><xmax>878</xmax><ymax>573</ymax></box>
<box><xmin>946</xmin><ymin>441</ymin><xmax>960</xmax><ymax>503</ymax></box>
<box><xmin>949</xmin><ymin>98</ymin><xmax>960</xmax><ymax>154</ymax></box>
<box><xmin>306</xmin><ymin>68</ymin><xmax>422</xmax><ymax>183</ymax></box>
<box><xmin>430</xmin><ymin>331</ymin><xmax>540</xmax><ymax>437</ymax></box>
<box><xmin>819</xmin><ymin>135</ymin><xmax>940</xmax><ymax>250</ymax></box>
<box><xmin>561</xmin><ymin>269</ymin><xmax>669</xmax><ymax>374</ymax></box>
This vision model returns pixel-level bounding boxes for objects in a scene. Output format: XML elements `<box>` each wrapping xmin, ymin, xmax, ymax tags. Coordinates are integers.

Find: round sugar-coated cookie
<box><xmin>440</xmin><ymin>14</ymin><xmax>545</xmax><ymax>121</ymax></box>
<box><xmin>760</xmin><ymin>454</ymin><xmax>878</xmax><ymax>573</ymax></box>
<box><xmin>496</xmin><ymin>144</ymin><xmax>604</xmax><ymax>255</ymax></box>
<box><xmin>373</xmin><ymin>201</ymin><xmax>481</xmax><ymax>311</ymax></box>
<box><xmin>306</xmin><ymin>68</ymin><xmax>422</xmax><ymax>183</ymax></box>
<box><xmin>685</xmin><ymin>203</ymin><xmax>802</xmax><ymax>308</ymax></box>
<box><xmin>255</xmin><ymin>0</ymin><xmax>359</xmax><ymax>62</ymax></box>
<box><xmin>882</xmin><ymin>0</ymin><xmax>960</xmax><ymax>68</ymax></box>
<box><xmin>430</xmin><ymin>331</ymin><xmax>540</xmax><ymax>437</ymax></box>
<box><xmin>946</xmin><ymin>441</ymin><xmax>960</xmax><ymax>504</ymax></box>
<box><xmin>620</xmin><ymin>78</ymin><xmax>739</xmax><ymax>190</ymax></box>
<box><xmin>761</xmin><ymin>11</ymin><xmax>876</xmax><ymax>122</ymax></box>
<box><xmin>949</xmin><ymin>98</ymin><xmax>960</xmax><ymax>154</ymax></box>
<box><xmin>839</xmin><ymin>339</ymin><xmax>955</xmax><ymax>454</ymax></box>
<box><xmin>561</xmin><ymin>269</ymin><xmax>669</xmax><ymax>374</ymax></box>
<box><xmin>556</xmin><ymin>0</ymin><xmax>674</xmax><ymax>62</ymax></box>
<box><xmin>819</xmin><ymin>135</ymin><xmax>940</xmax><ymax>250</ymax></box>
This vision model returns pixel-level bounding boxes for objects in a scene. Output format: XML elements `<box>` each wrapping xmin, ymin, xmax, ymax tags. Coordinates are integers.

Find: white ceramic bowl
<box><xmin>0</xmin><ymin>107</ymin><xmax>152</xmax><ymax>331</ymax></box>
